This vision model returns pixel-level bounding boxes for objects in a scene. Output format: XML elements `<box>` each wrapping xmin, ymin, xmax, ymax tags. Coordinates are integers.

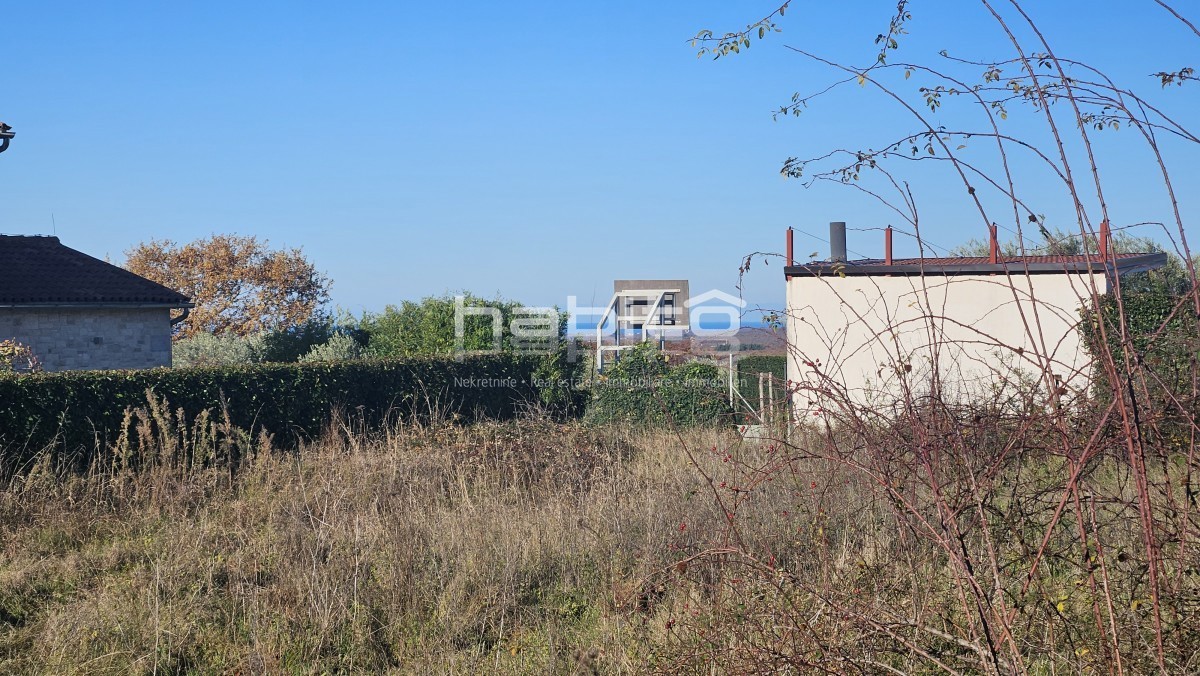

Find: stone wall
<box><xmin>0</xmin><ymin>306</ymin><xmax>173</xmax><ymax>371</ymax></box>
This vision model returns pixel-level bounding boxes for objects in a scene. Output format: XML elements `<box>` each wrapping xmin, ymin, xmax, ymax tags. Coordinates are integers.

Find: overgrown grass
<box><xmin>0</xmin><ymin>407</ymin><xmax>743</xmax><ymax>673</ymax></box>
<box><xmin>1</xmin><ymin>398</ymin><xmax>1197</xmax><ymax>672</ymax></box>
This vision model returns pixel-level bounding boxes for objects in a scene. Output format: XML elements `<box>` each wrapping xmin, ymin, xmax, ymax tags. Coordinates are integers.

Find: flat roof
<box><xmin>784</xmin><ymin>252</ymin><xmax>1167</xmax><ymax>278</ymax></box>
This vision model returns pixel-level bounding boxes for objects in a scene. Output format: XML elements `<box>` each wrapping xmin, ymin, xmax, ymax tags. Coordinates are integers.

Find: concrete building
<box><xmin>0</xmin><ymin>235</ymin><xmax>192</xmax><ymax>371</ymax></box>
<box><xmin>783</xmin><ymin>223</ymin><xmax>1166</xmax><ymax>413</ymax></box>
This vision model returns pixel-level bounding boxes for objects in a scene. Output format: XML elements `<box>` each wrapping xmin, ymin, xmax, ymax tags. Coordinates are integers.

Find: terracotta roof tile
<box><xmin>0</xmin><ymin>235</ymin><xmax>191</xmax><ymax>306</ymax></box>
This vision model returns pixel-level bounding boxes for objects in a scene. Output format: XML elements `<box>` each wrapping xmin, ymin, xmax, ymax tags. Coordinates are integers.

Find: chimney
<box><xmin>786</xmin><ymin>227</ymin><xmax>794</xmax><ymax>267</ymax></box>
<box><xmin>1099</xmin><ymin>220</ymin><xmax>1110</xmax><ymax>261</ymax></box>
<box><xmin>884</xmin><ymin>226</ymin><xmax>893</xmax><ymax>265</ymax></box>
<box><xmin>988</xmin><ymin>224</ymin><xmax>999</xmax><ymax>264</ymax></box>
<box><xmin>830</xmin><ymin>221</ymin><xmax>847</xmax><ymax>262</ymax></box>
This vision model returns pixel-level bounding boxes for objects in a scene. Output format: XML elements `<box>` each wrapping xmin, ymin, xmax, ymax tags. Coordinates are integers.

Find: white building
<box><xmin>783</xmin><ymin>223</ymin><xmax>1165</xmax><ymax>414</ymax></box>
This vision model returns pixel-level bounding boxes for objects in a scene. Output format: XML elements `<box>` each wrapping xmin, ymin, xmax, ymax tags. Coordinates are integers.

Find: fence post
<box><xmin>728</xmin><ymin>353</ymin><xmax>734</xmax><ymax>407</ymax></box>
<box><xmin>768</xmin><ymin>375</ymin><xmax>775</xmax><ymax>426</ymax></box>
<box><xmin>758</xmin><ymin>373</ymin><xmax>766</xmax><ymax>425</ymax></box>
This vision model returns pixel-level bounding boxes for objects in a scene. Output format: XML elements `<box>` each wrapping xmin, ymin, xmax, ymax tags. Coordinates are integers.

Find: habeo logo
<box><xmin>452</xmin><ymin>289</ymin><xmax>747</xmax><ymax>363</ymax></box>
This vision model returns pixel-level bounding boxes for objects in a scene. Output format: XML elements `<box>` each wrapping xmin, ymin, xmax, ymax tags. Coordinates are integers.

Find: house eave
<box><xmin>0</xmin><ymin>301</ymin><xmax>195</xmax><ymax>310</ymax></box>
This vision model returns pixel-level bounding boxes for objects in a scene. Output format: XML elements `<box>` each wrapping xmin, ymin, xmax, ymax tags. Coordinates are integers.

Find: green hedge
<box><xmin>737</xmin><ymin>355</ymin><xmax>786</xmax><ymax>390</ymax></box>
<box><xmin>0</xmin><ymin>355</ymin><xmax>559</xmax><ymax>470</ymax></box>
<box><xmin>585</xmin><ymin>345</ymin><xmax>733</xmax><ymax>427</ymax></box>
<box><xmin>1080</xmin><ymin>293</ymin><xmax>1199</xmax><ymax>393</ymax></box>
<box><xmin>1080</xmin><ymin>293</ymin><xmax>1199</xmax><ymax>449</ymax></box>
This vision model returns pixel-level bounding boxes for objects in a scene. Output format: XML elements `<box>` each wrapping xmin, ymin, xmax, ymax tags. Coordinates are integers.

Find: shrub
<box><xmin>356</xmin><ymin>292</ymin><xmax>560</xmax><ymax>358</ymax></box>
<box><xmin>172</xmin><ymin>333</ymin><xmax>268</xmax><ymax>368</ymax></box>
<box><xmin>256</xmin><ymin>318</ymin><xmax>370</xmax><ymax>363</ymax></box>
<box><xmin>0</xmin><ymin>340</ymin><xmax>40</xmax><ymax>374</ymax></box>
<box><xmin>298</xmin><ymin>332</ymin><xmax>368</xmax><ymax>363</ymax></box>
<box><xmin>174</xmin><ymin>320</ymin><xmax>371</xmax><ymax>367</ymax></box>
<box><xmin>586</xmin><ymin>343</ymin><xmax>732</xmax><ymax>427</ymax></box>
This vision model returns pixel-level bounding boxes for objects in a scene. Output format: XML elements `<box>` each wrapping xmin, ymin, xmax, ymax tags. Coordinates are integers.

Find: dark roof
<box><xmin>0</xmin><ymin>235</ymin><xmax>192</xmax><ymax>306</ymax></box>
<box><xmin>785</xmin><ymin>252</ymin><xmax>1168</xmax><ymax>278</ymax></box>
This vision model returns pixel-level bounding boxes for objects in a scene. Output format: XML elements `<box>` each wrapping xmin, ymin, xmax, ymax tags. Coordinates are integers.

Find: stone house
<box><xmin>0</xmin><ymin>235</ymin><xmax>192</xmax><ymax>371</ymax></box>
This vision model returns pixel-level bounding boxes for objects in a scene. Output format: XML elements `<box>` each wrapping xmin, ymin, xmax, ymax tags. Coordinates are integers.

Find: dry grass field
<box><xmin>1</xmin><ymin>401</ymin><xmax>1197</xmax><ymax>673</ymax></box>
<box><xmin>0</xmin><ymin>414</ymin><xmax>739</xmax><ymax>673</ymax></box>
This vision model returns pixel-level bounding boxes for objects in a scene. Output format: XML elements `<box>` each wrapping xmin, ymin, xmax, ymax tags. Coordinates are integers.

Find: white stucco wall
<box><xmin>0</xmin><ymin>306</ymin><xmax>173</xmax><ymax>371</ymax></box>
<box><xmin>785</xmin><ymin>271</ymin><xmax>1109</xmax><ymax>412</ymax></box>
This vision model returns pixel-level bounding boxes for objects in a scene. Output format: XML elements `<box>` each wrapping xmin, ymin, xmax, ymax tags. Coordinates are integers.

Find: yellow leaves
<box><xmin>0</xmin><ymin>339</ymin><xmax>40</xmax><ymax>373</ymax></box>
<box><xmin>124</xmin><ymin>234</ymin><xmax>331</xmax><ymax>340</ymax></box>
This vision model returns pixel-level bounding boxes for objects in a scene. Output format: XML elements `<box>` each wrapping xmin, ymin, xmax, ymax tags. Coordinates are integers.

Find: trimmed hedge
<box><xmin>0</xmin><ymin>355</ymin><xmax>557</xmax><ymax>469</ymax></box>
<box><xmin>585</xmin><ymin>345</ymin><xmax>733</xmax><ymax>427</ymax></box>
<box><xmin>1080</xmin><ymin>292</ymin><xmax>1199</xmax><ymax>393</ymax></box>
<box><xmin>737</xmin><ymin>355</ymin><xmax>787</xmax><ymax>390</ymax></box>
<box><xmin>1079</xmin><ymin>293</ymin><xmax>1199</xmax><ymax>450</ymax></box>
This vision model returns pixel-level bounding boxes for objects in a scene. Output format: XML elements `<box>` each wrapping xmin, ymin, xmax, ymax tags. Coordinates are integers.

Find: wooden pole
<box><xmin>768</xmin><ymin>375</ymin><xmax>775</xmax><ymax>426</ymax></box>
<box><xmin>728</xmin><ymin>354</ymin><xmax>734</xmax><ymax>407</ymax></box>
<box><xmin>758</xmin><ymin>373</ymin><xmax>766</xmax><ymax>425</ymax></box>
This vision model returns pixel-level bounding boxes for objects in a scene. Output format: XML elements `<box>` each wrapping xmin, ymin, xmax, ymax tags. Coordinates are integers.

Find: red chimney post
<box><xmin>786</xmin><ymin>227</ymin><xmax>794</xmax><ymax>267</ymax></box>
<box><xmin>1099</xmin><ymin>220</ymin><xmax>1110</xmax><ymax>261</ymax></box>
<box><xmin>884</xmin><ymin>226</ymin><xmax>893</xmax><ymax>265</ymax></box>
<box><xmin>988</xmin><ymin>224</ymin><xmax>999</xmax><ymax>264</ymax></box>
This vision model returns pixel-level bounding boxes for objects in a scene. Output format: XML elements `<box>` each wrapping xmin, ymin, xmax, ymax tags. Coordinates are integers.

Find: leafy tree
<box><xmin>355</xmin><ymin>292</ymin><xmax>583</xmax><ymax>412</ymax></box>
<box><xmin>124</xmin><ymin>235</ymin><xmax>331</xmax><ymax>340</ymax></box>
<box><xmin>357</xmin><ymin>292</ymin><xmax>564</xmax><ymax>358</ymax></box>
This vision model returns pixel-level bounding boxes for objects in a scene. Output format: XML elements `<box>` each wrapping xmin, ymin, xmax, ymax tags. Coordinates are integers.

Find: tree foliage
<box><xmin>356</xmin><ymin>293</ymin><xmax>583</xmax><ymax>412</ymax></box>
<box><xmin>356</xmin><ymin>292</ymin><xmax>560</xmax><ymax>358</ymax></box>
<box><xmin>124</xmin><ymin>234</ymin><xmax>331</xmax><ymax>340</ymax></box>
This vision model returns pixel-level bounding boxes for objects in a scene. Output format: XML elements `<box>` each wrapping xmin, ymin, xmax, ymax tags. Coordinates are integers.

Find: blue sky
<box><xmin>1</xmin><ymin>1</ymin><xmax>1197</xmax><ymax>319</ymax></box>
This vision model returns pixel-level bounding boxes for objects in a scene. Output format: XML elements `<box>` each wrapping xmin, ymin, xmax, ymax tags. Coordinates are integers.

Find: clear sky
<box><xmin>1</xmin><ymin>1</ymin><xmax>1197</xmax><ymax>319</ymax></box>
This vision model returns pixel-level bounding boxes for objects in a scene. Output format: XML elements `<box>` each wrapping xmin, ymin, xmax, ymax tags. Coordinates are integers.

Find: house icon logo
<box><xmin>685</xmin><ymin>289</ymin><xmax>746</xmax><ymax>338</ymax></box>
